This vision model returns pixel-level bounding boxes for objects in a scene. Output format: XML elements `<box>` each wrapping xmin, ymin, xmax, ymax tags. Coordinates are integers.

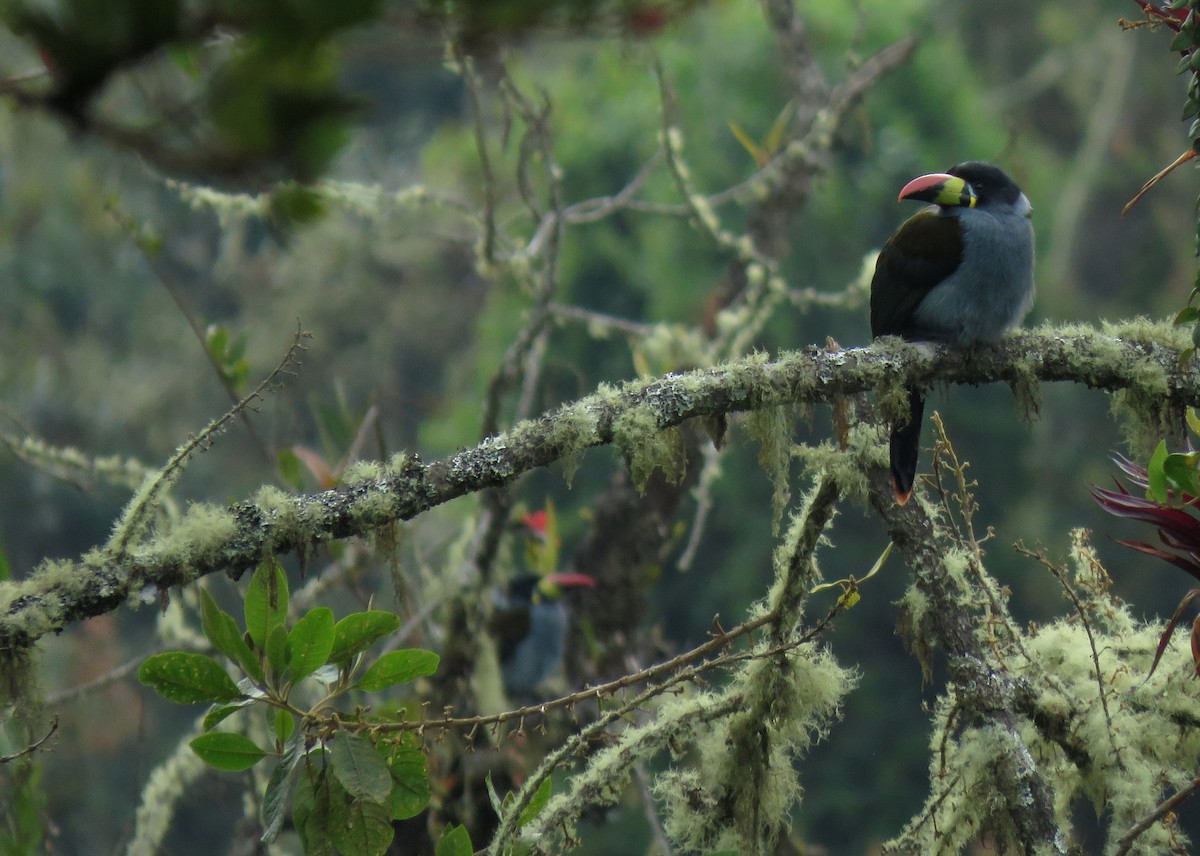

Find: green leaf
<box><xmin>289</xmin><ymin>607</ymin><xmax>335</xmax><ymax>681</ymax></box>
<box><xmin>329</xmin><ymin>792</ymin><xmax>394</xmax><ymax>856</ymax></box>
<box><xmin>1164</xmin><ymin>452</ymin><xmax>1200</xmax><ymax>497</ymax></box>
<box><xmin>517</xmin><ymin>777</ymin><xmax>553</xmax><ymax>829</ymax></box>
<box><xmin>1148</xmin><ymin>439</ymin><xmax>1170</xmax><ymax>504</ymax></box>
<box><xmin>436</xmin><ymin>824</ymin><xmax>473</xmax><ymax>856</ymax></box>
<box><xmin>274</xmin><ymin>708</ymin><xmax>295</xmax><ymax>744</ymax></box>
<box><xmin>385</xmin><ymin>746</ymin><xmax>429</xmax><ymax>820</ymax></box>
<box><xmin>294</xmin><ymin>765</ymin><xmax>334</xmax><ymax>856</ymax></box>
<box><xmin>354</xmin><ymin>649</ymin><xmax>439</xmax><ymax>692</ymax></box>
<box><xmin>200</xmin><ymin>588</ymin><xmax>265</xmax><ymax>685</ymax></box>
<box><xmin>245</xmin><ymin>558</ymin><xmax>289</xmax><ymax>651</ymax></box>
<box><xmin>266</xmin><ymin>623</ymin><xmax>290</xmax><ymax>680</ymax></box>
<box><xmin>262</xmin><ymin>737</ymin><xmax>305</xmax><ymax>842</ymax></box>
<box><xmin>203</xmin><ymin>699</ymin><xmax>254</xmax><ymax>731</ymax></box>
<box><xmin>206</xmin><ymin>324</ymin><xmax>229</xmax><ymax>361</ymax></box>
<box><xmin>1171</xmin><ymin>27</ymin><xmax>1197</xmax><ymax>52</ymax></box>
<box><xmin>139</xmin><ymin>653</ymin><xmax>245</xmax><ymax>704</ymax></box>
<box><xmin>1177</xmin><ymin>306</ymin><xmax>1200</xmax><ymax>326</ymax></box>
<box><xmin>224</xmin><ymin>358</ymin><xmax>250</xmax><ymax>392</ymax></box>
<box><xmin>189</xmin><ymin>732</ymin><xmax>267</xmax><ymax>772</ymax></box>
<box><xmin>328</xmin><ymin>611</ymin><xmax>401</xmax><ymax>663</ymax></box>
<box><xmin>329</xmin><ymin>732</ymin><xmax>392</xmax><ymax>803</ymax></box>
<box><xmin>277</xmin><ymin>448</ymin><xmax>306</xmax><ymax>491</ymax></box>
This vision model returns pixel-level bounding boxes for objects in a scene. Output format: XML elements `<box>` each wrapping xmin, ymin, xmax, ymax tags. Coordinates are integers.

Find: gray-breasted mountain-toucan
<box><xmin>870</xmin><ymin>162</ymin><xmax>1035</xmax><ymax>503</ymax></box>
<box><xmin>494</xmin><ymin>572</ymin><xmax>594</xmax><ymax>696</ymax></box>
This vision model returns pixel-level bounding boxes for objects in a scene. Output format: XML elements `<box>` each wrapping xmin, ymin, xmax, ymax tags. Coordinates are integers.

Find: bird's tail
<box><xmin>889</xmin><ymin>388</ymin><xmax>925</xmax><ymax>505</ymax></box>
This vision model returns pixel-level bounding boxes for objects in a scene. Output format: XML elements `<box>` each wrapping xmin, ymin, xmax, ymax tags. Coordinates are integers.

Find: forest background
<box><xmin>1</xmin><ymin>0</ymin><xmax>1199</xmax><ymax>854</ymax></box>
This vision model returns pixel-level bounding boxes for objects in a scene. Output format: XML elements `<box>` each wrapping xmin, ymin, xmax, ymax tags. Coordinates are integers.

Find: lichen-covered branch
<box><xmin>0</xmin><ymin>322</ymin><xmax>1196</xmax><ymax>652</ymax></box>
<box><xmin>861</xmin><ymin>420</ymin><xmax>1200</xmax><ymax>853</ymax></box>
<box><xmin>867</xmin><ymin>457</ymin><xmax>1068</xmax><ymax>853</ymax></box>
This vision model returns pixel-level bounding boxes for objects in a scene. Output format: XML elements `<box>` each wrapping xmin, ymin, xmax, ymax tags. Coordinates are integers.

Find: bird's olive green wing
<box><xmin>870</xmin><ymin>210</ymin><xmax>964</xmax><ymax>338</ymax></box>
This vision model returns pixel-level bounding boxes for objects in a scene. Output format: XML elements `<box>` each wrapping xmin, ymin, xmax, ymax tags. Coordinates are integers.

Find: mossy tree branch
<box><xmin>1</xmin><ymin>323</ymin><xmax>1196</xmax><ymax>652</ymax></box>
<box><xmin>867</xmin><ymin>464</ymin><xmax>1067</xmax><ymax>853</ymax></box>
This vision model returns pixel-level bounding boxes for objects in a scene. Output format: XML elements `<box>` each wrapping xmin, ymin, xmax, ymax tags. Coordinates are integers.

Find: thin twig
<box><xmin>1015</xmin><ymin>542</ymin><xmax>1124</xmax><ymax>769</ymax></box>
<box><xmin>107</xmin><ymin>323</ymin><xmax>308</xmax><ymax>555</ymax></box>
<box><xmin>459</xmin><ymin>51</ymin><xmax>499</xmax><ymax>264</ymax></box>
<box><xmin>1113</xmin><ymin>770</ymin><xmax>1200</xmax><ymax>856</ymax></box>
<box><xmin>107</xmin><ymin>202</ymin><xmax>275</xmax><ymax>467</ymax></box>
<box><xmin>0</xmin><ymin>717</ymin><xmax>58</xmax><ymax>762</ymax></box>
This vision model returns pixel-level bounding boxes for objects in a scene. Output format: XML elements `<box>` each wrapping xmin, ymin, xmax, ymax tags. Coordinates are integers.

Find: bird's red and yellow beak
<box><xmin>898</xmin><ymin>173</ymin><xmax>977</xmax><ymax>208</ymax></box>
<box><xmin>536</xmin><ymin>572</ymin><xmax>596</xmax><ymax>600</ymax></box>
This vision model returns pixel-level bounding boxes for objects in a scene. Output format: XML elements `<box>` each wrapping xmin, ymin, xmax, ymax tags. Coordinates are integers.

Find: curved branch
<box><xmin>0</xmin><ymin>324</ymin><xmax>1194</xmax><ymax>650</ymax></box>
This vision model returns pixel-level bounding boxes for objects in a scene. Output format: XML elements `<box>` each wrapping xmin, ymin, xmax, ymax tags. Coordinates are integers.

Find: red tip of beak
<box><xmin>898</xmin><ymin>173</ymin><xmax>956</xmax><ymax>202</ymax></box>
<box><xmin>545</xmin><ymin>572</ymin><xmax>596</xmax><ymax>589</ymax></box>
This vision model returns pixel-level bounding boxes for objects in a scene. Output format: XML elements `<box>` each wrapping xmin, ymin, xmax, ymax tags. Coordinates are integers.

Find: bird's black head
<box><xmin>947</xmin><ymin>162</ymin><xmax>1024</xmax><ymax>208</ymax></box>
<box><xmin>506</xmin><ymin>573</ymin><xmax>542</xmax><ymax>605</ymax></box>
<box><xmin>503</xmin><ymin>571</ymin><xmax>595</xmax><ymax>606</ymax></box>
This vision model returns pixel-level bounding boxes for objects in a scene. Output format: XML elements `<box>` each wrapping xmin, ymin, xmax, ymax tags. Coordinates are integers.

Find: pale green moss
<box><xmin>792</xmin><ymin>423</ymin><xmax>883</xmax><ymax>506</ymax></box>
<box><xmin>655</xmin><ymin>647</ymin><xmax>854</xmax><ymax>852</ymax></box>
<box><xmin>165</xmin><ymin>179</ymin><xmax>267</xmax><ymax>227</ymax></box>
<box><xmin>384</xmin><ymin>451</ymin><xmax>412</xmax><ymax>476</ymax></box>
<box><xmin>252</xmin><ymin>484</ymin><xmax>293</xmax><ymax>511</ymax></box>
<box><xmin>1060</xmin><ymin>317</ymin><xmax>1184</xmax><ymax>454</ymax></box>
<box><xmin>613</xmin><ymin>405</ymin><xmax>685</xmax><ymax>492</ymax></box>
<box><xmin>745</xmin><ymin>405</ymin><xmax>793</xmax><ymax>532</ymax></box>
<box><xmin>347</xmin><ymin>488</ymin><xmax>398</xmax><ymax>525</ymax></box>
<box><xmin>253</xmin><ymin>486</ymin><xmax>305</xmax><ymax>546</ymax></box>
<box><xmin>1100</xmin><ymin>316</ymin><xmax>1189</xmax><ymax>350</ymax></box>
<box><xmin>340</xmin><ymin>460</ymin><xmax>384</xmax><ymax>484</ymax></box>
<box><xmin>1110</xmin><ymin>387</ymin><xmax>1180</xmax><ymax>458</ymax></box>
<box><xmin>126</xmin><ymin>716</ymin><xmax>209</xmax><ymax>855</ymax></box>
<box><xmin>548</xmin><ymin>399</ymin><xmax>603</xmax><ymax>486</ymax></box>
<box><xmin>639</xmin><ymin>323</ymin><xmax>711</xmax><ymax>373</ymax></box>
<box><xmin>895</xmin><ymin>584</ymin><xmax>933</xmax><ymax>683</ymax></box>
<box><xmin>893</xmin><ymin>533</ymin><xmax>1200</xmax><ymax>854</ymax></box>
<box><xmin>148</xmin><ymin>502</ymin><xmax>239</xmax><ymax>578</ymax></box>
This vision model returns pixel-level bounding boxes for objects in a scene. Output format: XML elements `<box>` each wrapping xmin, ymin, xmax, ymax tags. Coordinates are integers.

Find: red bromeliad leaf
<box><xmin>1096</xmin><ymin>454</ymin><xmax>1200</xmax><ymax>677</ymax></box>
<box><xmin>1149</xmin><ymin>588</ymin><xmax>1200</xmax><ymax>679</ymax></box>
<box><xmin>1091</xmin><ymin>482</ymin><xmax>1200</xmax><ymax>549</ymax></box>
<box><xmin>1113</xmin><ymin>538</ymin><xmax>1200</xmax><ymax>582</ymax></box>
<box><xmin>1108</xmin><ymin>453</ymin><xmax>1200</xmax><ymax>504</ymax></box>
<box><xmin>1193</xmin><ymin>613</ymin><xmax>1200</xmax><ymax>677</ymax></box>
<box><xmin>1112</xmin><ymin>453</ymin><xmax>1150</xmax><ymax>485</ymax></box>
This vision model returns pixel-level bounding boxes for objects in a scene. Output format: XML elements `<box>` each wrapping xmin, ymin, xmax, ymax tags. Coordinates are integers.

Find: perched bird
<box><xmin>870</xmin><ymin>162</ymin><xmax>1035</xmax><ymax>504</ymax></box>
<box><xmin>493</xmin><ymin>572</ymin><xmax>594</xmax><ymax>696</ymax></box>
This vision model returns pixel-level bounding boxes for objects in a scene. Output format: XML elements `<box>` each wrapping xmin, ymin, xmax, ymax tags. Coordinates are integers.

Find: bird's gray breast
<box><xmin>501</xmin><ymin>601</ymin><xmax>568</xmax><ymax>694</ymax></box>
<box><xmin>909</xmin><ymin>199</ymin><xmax>1035</xmax><ymax>346</ymax></box>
